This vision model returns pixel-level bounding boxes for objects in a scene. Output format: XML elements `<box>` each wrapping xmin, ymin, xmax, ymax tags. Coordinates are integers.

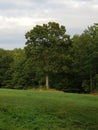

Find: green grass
<box><xmin>0</xmin><ymin>89</ymin><xmax>98</xmax><ymax>130</ymax></box>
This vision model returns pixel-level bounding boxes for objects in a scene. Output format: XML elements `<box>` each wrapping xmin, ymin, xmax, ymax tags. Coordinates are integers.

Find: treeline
<box><xmin>0</xmin><ymin>22</ymin><xmax>98</xmax><ymax>93</ymax></box>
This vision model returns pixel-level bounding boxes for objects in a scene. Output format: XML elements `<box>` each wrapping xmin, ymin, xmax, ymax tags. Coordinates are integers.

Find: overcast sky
<box><xmin>0</xmin><ymin>0</ymin><xmax>98</xmax><ymax>50</ymax></box>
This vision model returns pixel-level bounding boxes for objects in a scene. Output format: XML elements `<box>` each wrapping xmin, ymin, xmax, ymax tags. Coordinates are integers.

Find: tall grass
<box><xmin>0</xmin><ymin>89</ymin><xmax>98</xmax><ymax>130</ymax></box>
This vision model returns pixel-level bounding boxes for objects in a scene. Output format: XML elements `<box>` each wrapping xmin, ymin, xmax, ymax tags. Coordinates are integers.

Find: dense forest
<box><xmin>0</xmin><ymin>22</ymin><xmax>98</xmax><ymax>93</ymax></box>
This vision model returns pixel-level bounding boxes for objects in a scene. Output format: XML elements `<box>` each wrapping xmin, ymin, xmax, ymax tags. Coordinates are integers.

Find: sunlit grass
<box><xmin>0</xmin><ymin>89</ymin><xmax>98</xmax><ymax>130</ymax></box>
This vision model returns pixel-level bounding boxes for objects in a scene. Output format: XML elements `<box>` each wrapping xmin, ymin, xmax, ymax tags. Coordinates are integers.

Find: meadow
<box><xmin>0</xmin><ymin>89</ymin><xmax>98</xmax><ymax>130</ymax></box>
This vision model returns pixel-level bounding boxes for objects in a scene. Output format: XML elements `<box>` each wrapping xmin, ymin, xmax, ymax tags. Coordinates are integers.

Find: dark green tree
<box><xmin>11</xmin><ymin>49</ymin><xmax>27</xmax><ymax>89</ymax></box>
<box><xmin>71</xmin><ymin>23</ymin><xmax>98</xmax><ymax>93</ymax></box>
<box><xmin>0</xmin><ymin>49</ymin><xmax>13</xmax><ymax>87</ymax></box>
<box><xmin>72</xmin><ymin>34</ymin><xmax>94</xmax><ymax>92</ymax></box>
<box><xmin>84</xmin><ymin>23</ymin><xmax>98</xmax><ymax>92</ymax></box>
<box><xmin>25</xmin><ymin>22</ymin><xmax>71</xmax><ymax>89</ymax></box>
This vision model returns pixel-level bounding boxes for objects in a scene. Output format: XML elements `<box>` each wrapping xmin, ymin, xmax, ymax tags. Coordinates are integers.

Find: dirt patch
<box><xmin>90</xmin><ymin>93</ymin><xmax>98</xmax><ymax>96</ymax></box>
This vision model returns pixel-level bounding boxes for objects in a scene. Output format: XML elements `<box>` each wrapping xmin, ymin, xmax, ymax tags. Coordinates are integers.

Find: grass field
<box><xmin>0</xmin><ymin>89</ymin><xmax>98</xmax><ymax>130</ymax></box>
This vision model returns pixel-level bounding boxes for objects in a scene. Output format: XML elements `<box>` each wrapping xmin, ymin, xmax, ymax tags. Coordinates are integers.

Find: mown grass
<box><xmin>0</xmin><ymin>89</ymin><xmax>98</xmax><ymax>130</ymax></box>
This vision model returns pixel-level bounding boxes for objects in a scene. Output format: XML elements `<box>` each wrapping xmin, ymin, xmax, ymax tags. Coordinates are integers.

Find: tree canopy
<box><xmin>0</xmin><ymin>22</ymin><xmax>98</xmax><ymax>93</ymax></box>
<box><xmin>25</xmin><ymin>22</ymin><xmax>71</xmax><ymax>89</ymax></box>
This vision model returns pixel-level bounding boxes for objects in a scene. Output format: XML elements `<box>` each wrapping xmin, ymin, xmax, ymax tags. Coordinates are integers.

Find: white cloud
<box><xmin>0</xmin><ymin>16</ymin><xmax>51</xmax><ymax>28</ymax></box>
<box><xmin>0</xmin><ymin>0</ymin><xmax>98</xmax><ymax>49</ymax></box>
<box><xmin>92</xmin><ymin>4</ymin><xmax>98</xmax><ymax>10</ymax></box>
<box><xmin>0</xmin><ymin>15</ymin><xmax>53</xmax><ymax>49</ymax></box>
<box><xmin>0</xmin><ymin>43</ymin><xmax>24</xmax><ymax>50</ymax></box>
<box><xmin>0</xmin><ymin>0</ymin><xmax>35</xmax><ymax>8</ymax></box>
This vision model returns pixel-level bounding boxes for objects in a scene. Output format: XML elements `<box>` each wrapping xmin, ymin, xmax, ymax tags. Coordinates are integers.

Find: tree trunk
<box><xmin>45</xmin><ymin>73</ymin><xmax>49</xmax><ymax>89</ymax></box>
<box><xmin>90</xmin><ymin>73</ymin><xmax>93</xmax><ymax>93</ymax></box>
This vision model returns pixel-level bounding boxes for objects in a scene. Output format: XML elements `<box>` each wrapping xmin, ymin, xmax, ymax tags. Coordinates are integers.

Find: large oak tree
<box><xmin>25</xmin><ymin>22</ymin><xmax>71</xmax><ymax>89</ymax></box>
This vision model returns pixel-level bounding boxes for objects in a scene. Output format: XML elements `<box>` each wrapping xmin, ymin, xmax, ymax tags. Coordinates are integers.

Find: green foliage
<box><xmin>11</xmin><ymin>49</ymin><xmax>27</xmax><ymax>88</ymax></box>
<box><xmin>71</xmin><ymin>23</ymin><xmax>98</xmax><ymax>92</ymax></box>
<box><xmin>0</xmin><ymin>22</ymin><xmax>98</xmax><ymax>93</ymax></box>
<box><xmin>0</xmin><ymin>89</ymin><xmax>98</xmax><ymax>130</ymax></box>
<box><xmin>0</xmin><ymin>49</ymin><xmax>13</xmax><ymax>87</ymax></box>
<box><xmin>25</xmin><ymin>22</ymin><xmax>71</xmax><ymax>89</ymax></box>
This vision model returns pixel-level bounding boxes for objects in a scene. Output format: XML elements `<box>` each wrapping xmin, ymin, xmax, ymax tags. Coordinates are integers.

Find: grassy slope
<box><xmin>0</xmin><ymin>89</ymin><xmax>98</xmax><ymax>130</ymax></box>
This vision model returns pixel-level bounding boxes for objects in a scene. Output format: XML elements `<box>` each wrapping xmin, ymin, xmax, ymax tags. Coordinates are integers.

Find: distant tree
<box><xmin>0</xmin><ymin>49</ymin><xmax>13</xmax><ymax>87</ymax></box>
<box><xmin>84</xmin><ymin>23</ymin><xmax>98</xmax><ymax>38</ymax></box>
<box><xmin>11</xmin><ymin>49</ymin><xmax>27</xmax><ymax>88</ymax></box>
<box><xmin>71</xmin><ymin>23</ymin><xmax>98</xmax><ymax>93</ymax></box>
<box><xmin>72</xmin><ymin>34</ymin><xmax>95</xmax><ymax>92</ymax></box>
<box><xmin>84</xmin><ymin>23</ymin><xmax>98</xmax><ymax>92</ymax></box>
